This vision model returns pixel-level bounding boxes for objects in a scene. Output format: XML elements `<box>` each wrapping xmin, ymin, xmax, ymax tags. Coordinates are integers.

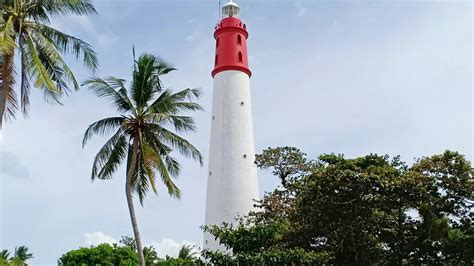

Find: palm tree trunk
<box><xmin>126</xmin><ymin>135</ymin><xmax>145</xmax><ymax>266</ymax></box>
<box><xmin>0</xmin><ymin>52</ymin><xmax>14</xmax><ymax>129</ymax></box>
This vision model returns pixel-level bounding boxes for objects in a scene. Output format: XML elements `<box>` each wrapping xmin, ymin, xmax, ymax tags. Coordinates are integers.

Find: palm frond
<box><xmin>82</xmin><ymin>116</ymin><xmax>125</xmax><ymax>147</ymax></box>
<box><xmin>142</xmin><ymin>142</ymin><xmax>181</xmax><ymax>199</ymax></box>
<box><xmin>28</xmin><ymin>33</ymin><xmax>72</xmax><ymax>104</ymax></box>
<box><xmin>19</xmin><ymin>39</ymin><xmax>32</xmax><ymax>115</ymax></box>
<box><xmin>132</xmin><ymin>142</ymin><xmax>156</xmax><ymax>205</ymax></box>
<box><xmin>148</xmin><ymin>124</ymin><xmax>203</xmax><ymax>165</ymax></box>
<box><xmin>146</xmin><ymin>88</ymin><xmax>203</xmax><ymax>116</ymax></box>
<box><xmin>169</xmin><ymin>115</ymin><xmax>197</xmax><ymax>132</ymax></box>
<box><xmin>25</xmin><ymin>0</ymin><xmax>97</xmax><ymax>19</ymax></box>
<box><xmin>0</xmin><ymin>249</ymin><xmax>10</xmax><ymax>260</ymax></box>
<box><xmin>4</xmin><ymin>77</ymin><xmax>18</xmax><ymax>122</ymax></box>
<box><xmin>164</xmin><ymin>155</ymin><xmax>181</xmax><ymax>177</ymax></box>
<box><xmin>1</xmin><ymin>53</ymin><xmax>18</xmax><ymax>122</ymax></box>
<box><xmin>131</xmin><ymin>54</ymin><xmax>176</xmax><ymax>109</ymax></box>
<box><xmin>29</xmin><ymin>27</ymin><xmax>85</xmax><ymax>92</ymax></box>
<box><xmin>83</xmin><ymin>77</ymin><xmax>135</xmax><ymax>113</ymax></box>
<box><xmin>0</xmin><ymin>15</ymin><xmax>16</xmax><ymax>55</ymax></box>
<box><xmin>96</xmin><ymin>133</ymin><xmax>128</xmax><ymax>180</ymax></box>
<box><xmin>13</xmin><ymin>246</ymin><xmax>33</xmax><ymax>261</ymax></box>
<box><xmin>24</xmin><ymin>32</ymin><xmax>59</xmax><ymax>95</ymax></box>
<box><xmin>131</xmin><ymin>54</ymin><xmax>159</xmax><ymax>108</ymax></box>
<box><xmin>178</xmin><ymin>245</ymin><xmax>198</xmax><ymax>260</ymax></box>
<box><xmin>90</xmin><ymin>129</ymin><xmax>127</xmax><ymax>180</ymax></box>
<box><xmin>30</xmin><ymin>23</ymin><xmax>98</xmax><ymax>71</ymax></box>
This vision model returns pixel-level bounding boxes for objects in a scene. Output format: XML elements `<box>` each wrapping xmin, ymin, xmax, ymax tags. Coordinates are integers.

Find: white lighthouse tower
<box><xmin>204</xmin><ymin>0</ymin><xmax>259</xmax><ymax>250</ymax></box>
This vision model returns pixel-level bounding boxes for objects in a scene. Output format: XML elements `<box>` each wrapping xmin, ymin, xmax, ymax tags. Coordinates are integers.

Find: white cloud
<box><xmin>185</xmin><ymin>31</ymin><xmax>202</xmax><ymax>42</ymax></box>
<box><xmin>295</xmin><ymin>1</ymin><xmax>307</xmax><ymax>17</ymax></box>
<box><xmin>83</xmin><ymin>231</ymin><xmax>118</xmax><ymax>246</ymax></box>
<box><xmin>148</xmin><ymin>238</ymin><xmax>197</xmax><ymax>258</ymax></box>
<box><xmin>98</xmin><ymin>32</ymin><xmax>118</xmax><ymax>48</ymax></box>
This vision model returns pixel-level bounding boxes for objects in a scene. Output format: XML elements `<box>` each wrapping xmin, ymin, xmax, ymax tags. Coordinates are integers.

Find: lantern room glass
<box><xmin>222</xmin><ymin>1</ymin><xmax>240</xmax><ymax>18</ymax></box>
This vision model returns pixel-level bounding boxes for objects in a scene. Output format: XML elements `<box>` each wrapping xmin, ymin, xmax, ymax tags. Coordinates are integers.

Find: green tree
<box><xmin>120</xmin><ymin>236</ymin><xmax>161</xmax><ymax>265</ymax></box>
<box><xmin>0</xmin><ymin>250</ymin><xmax>9</xmax><ymax>266</ymax></box>
<box><xmin>0</xmin><ymin>0</ymin><xmax>98</xmax><ymax>127</ymax></box>
<box><xmin>143</xmin><ymin>246</ymin><xmax>160</xmax><ymax>265</ymax></box>
<box><xmin>255</xmin><ymin>146</ymin><xmax>309</xmax><ymax>186</ymax></box>
<box><xmin>58</xmin><ymin>243</ymin><xmax>138</xmax><ymax>265</ymax></box>
<box><xmin>205</xmin><ymin>148</ymin><xmax>473</xmax><ymax>265</ymax></box>
<box><xmin>0</xmin><ymin>250</ymin><xmax>9</xmax><ymax>260</ymax></box>
<box><xmin>120</xmin><ymin>236</ymin><xmax>137</xmax><ymax>251</ymax></box>
<box><xmin>83</xmin><ymin>53</ymin><xmax>203</xmax><ymax>266</ymax></box>
<box><xmin>0</xmin><ymin>246</ymin><xmax>33</xmax><ymax>266</ymax></box>
<box><xmin>177</xmin><ymin>245</ymin><xmax>198</xmax><ymax>261</ymax></box>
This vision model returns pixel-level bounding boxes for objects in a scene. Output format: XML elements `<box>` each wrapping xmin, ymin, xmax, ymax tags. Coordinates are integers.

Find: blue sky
<box><xmin>1</xmin><ymin>0</ymin><xmax>472</xmax><ymax>264</ymax></box>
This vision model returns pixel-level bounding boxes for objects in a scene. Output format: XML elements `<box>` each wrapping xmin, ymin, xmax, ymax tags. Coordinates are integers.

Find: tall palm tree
<box><xmin>83</xmin><ymin>53</ymin><xmax>203</xmax><ymax>266</ymax></box>
<box><xmin>0</xmin><ymin>0</ymin><xmax>98</xmax><ymax>128</ymax></box>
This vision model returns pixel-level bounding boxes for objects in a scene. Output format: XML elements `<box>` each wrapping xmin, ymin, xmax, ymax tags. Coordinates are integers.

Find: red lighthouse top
<box><xmin>212</xmin><ymin>0</ymin><xmax>251</xmax><ymax>78</ymax></box>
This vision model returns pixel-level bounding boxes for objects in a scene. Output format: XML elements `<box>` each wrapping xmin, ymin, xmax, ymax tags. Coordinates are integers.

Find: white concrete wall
<box><xmin>204</xmin><ymin>70</ymin><xmax>259</xmax><ymax>251</ymax></box>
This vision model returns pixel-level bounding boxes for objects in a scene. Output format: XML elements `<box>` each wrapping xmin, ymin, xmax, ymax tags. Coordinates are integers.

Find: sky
<box><xmin>0</xmin><ymin>0</ymin><xmax>472</xmax><ymax>264</ymax></box>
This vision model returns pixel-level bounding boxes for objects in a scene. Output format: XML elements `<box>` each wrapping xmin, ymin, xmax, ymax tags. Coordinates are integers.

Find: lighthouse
<box><xmin>204</xmin><ymin>0</ymin><xmax>259</xmax><ymax>250</ymax></box>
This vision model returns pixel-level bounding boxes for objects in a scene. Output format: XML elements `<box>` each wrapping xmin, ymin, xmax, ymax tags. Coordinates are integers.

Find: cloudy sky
<box><xmin>1</xmin><ymin>0</ymin><xmax>472</xmax><ymax>264</ymax></box>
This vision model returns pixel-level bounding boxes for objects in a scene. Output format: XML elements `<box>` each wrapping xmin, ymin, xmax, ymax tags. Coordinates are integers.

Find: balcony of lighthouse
<box><xmin>214</xmin><ymin>18</ymin><xmax>248</xmax><ymax>39</ymax></box>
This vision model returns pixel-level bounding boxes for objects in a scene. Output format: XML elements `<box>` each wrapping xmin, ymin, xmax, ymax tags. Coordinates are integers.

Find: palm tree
<box><xmin>178</xmin><ymin>245</ymin><xmax>198</xmax><ymax>261</ymax></box>
<box><xmin>0</xmin><ymin>250</ymin><xmax>10</xmax><ymax>260</ymax></box>
<box><xmin>82</xmin><ymin>53</ymin><xmax>203</xmax><ymax>266</ymax></box>
<box><xmin>0</xmin><ymin>0</ymin><xmax>98</xmax><ymax>127</ymax></box>
<box><xmin>10</xmin><ymin>246</ymin><xmax>33</xmax><ymax>265</ymax></box>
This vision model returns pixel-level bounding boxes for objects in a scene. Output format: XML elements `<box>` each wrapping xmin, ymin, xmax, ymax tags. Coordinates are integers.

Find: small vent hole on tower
<box><xmin>240</xmin><ymin>101</ymin><xmax>244</xmax><ymax>106</ymax></box>
<box><xmin>243</xmin><ymin>154</ymin><xmax>247</xmax><ymax>159</ymax></box>
<box><xmin>212</xmin><ymin>115</ymin><xmax>215</xmax><ymax>120</ymax></box>
<box><xmin>209</xmin><ymin>171</ymin><xmax>212</xmax><ymax>176</ymax></box>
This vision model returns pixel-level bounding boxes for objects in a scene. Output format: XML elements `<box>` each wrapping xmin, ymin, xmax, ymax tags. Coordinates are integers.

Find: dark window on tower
<box><xmin>215</xmin><ymin>55</ymin><xmax>218</xmax><ymax>66</ymax></box>
<box><xmin>238</xmin><ymin>52</ymin><xmax>243</xmax><ymax>62</ymax></box>
<box><xmin>216</xmin><ymin>38</ymin><xmax>219</xmax><ymax>48</ymax></box>
<box><xmin>237</xmin><ymin>34</ymin><xmax>242</xmax><ymax>45</ymax></box>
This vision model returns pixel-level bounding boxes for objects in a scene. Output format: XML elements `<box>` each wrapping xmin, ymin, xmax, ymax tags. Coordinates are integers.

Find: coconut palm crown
<box><xmin>178</xmin><ymin>245</ymin><xmax>198</xmax><ymax>261</ymax></box>
<box><xmin>10</xmin><ymin>246</ymin><xmax>33</xmax><ymax>265</ymax></box>
<box><xmin>0</xmin><ymin>0</ymin><xmax>98</xmax><ymax>126</ymax></box>
<box><xmin>82</xmin><ymin>53</ymin><xmax>203</xmax><ymax>266</ymax></box>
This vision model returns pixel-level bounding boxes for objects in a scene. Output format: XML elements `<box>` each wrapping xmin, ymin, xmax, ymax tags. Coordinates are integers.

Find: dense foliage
<box><xmin>59</xmin><ymin>237</ymin><xmax>201</xmax><ymax>266</ymax></box>
<box><xmin>58</xmin><ymin>244</ymin><xmax>138</xmax><ymax>266</ymax></box>
<box><xmin>204</xmin><ymin>147</ymin><xmax>474</xmax><ymax>265</ymax></box>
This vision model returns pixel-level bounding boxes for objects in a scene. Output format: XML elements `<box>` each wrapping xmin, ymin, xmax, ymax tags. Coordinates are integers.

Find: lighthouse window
<box><xmin>237</xmin><ymin>34</ymin><xmax>242</xmax><ymax>45</ymax></box>
<box><xmin>240</xmin><ymin>101</ymin><xmax>244</xmax><ymax>106</ymax></box>
<box><xmin>215</xmin><ymin>55</ymin><xmax>218</xmax><ymax>66</ymax></box>
<box><xmin>238</xmin><ymin>52</ymin><xmax>243</xmax><ymax>62</ymax></box>
<box><xmin>243</xmin><ymin>154</ymin><xmax>247</xmax><ymax>159</ymax></box>
<box><xmin>216</xmin><ymin>38</ymin><xmax>219</xmax><ymax>48</ymax></box>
